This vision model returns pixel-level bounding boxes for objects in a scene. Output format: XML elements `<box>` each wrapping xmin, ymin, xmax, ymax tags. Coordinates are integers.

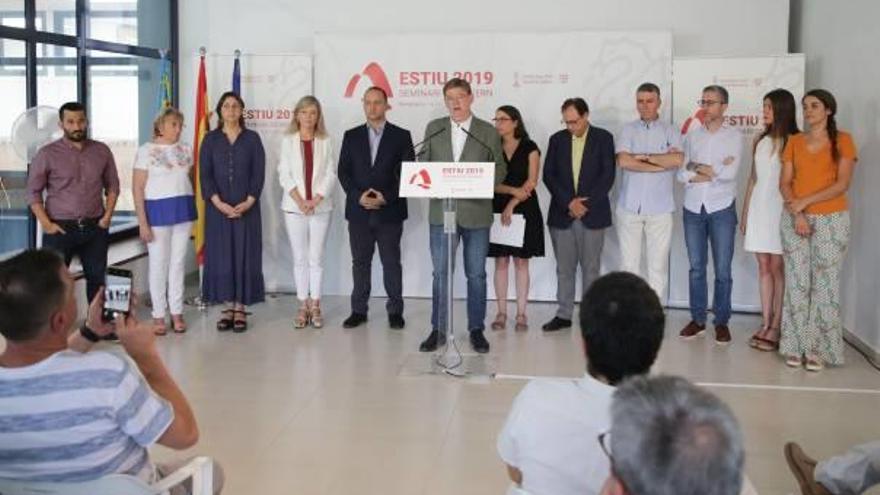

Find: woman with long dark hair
<box><xmin>200</xmin><ymin>91</ymin><xmax>266</xmax><ymax>332</ymax></box>
<box><xmin>488</xmin><ymin>105</ymin><xmax>544</xmax><ymax>331</ymax></box>
<box><xmin>741</xmin><ymin>89</ymin><xmax>799</xmax><ymax>351</ymax></box>
<box><xmin>779</xmin><ymin>89</ymin><xmax>858</xmax><ymax>371</ymax></box>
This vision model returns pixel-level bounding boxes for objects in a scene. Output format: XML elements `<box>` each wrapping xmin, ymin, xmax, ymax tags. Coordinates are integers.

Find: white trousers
<box><xmin>284</xmin><ymin>211</ymin><xmax>332</xmax><ymax>301</ymax></box>
<box><xmin>615</xmin><ymin>207</ymin><xmax>673</xmax><ymax>301</ymax></box>
<box><xmin>147</xmin><ymin>222</ymin><xmax>192</xmax><ymax>319</ymax></box>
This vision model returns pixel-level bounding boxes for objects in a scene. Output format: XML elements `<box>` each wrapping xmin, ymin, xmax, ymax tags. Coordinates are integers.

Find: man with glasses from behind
<box><xmin>676</xmin><ymin>85</ymin><xmax>743</xmax><ymax>345</ymax></box>
<box><xmin>497</xmin><ymin>272</ymin><xmax>664</xmax><ymax>495</ymax></box>
<box><xmin>599</xmin><ymin>375</ymin><xmax>745</xmax><ymax>495</ymax></box>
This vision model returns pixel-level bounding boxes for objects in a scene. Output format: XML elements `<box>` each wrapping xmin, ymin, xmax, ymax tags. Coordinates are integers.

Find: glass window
<box><xmin>36</xmin><ymin>0</ymin><xmax>76</xmax><ymax>35</ymax></box>
<box><xmin>87</xmin><ymin>0</ymin><xmax>170</xmax><ymax>51</ymax></box>
<box><xmin>0</xmin><ymin>39</ymin><xmax>29</xmax><ymax>258</ymax></box>
<box><xmin>88</xmin><ymin>51</ymin><xmax>165</xmax><ymax>233</ymax></box>
<box><xmin>38</xmin><ymin>43</ymin><xmax>78</xmax><ymax>108</ymax></box>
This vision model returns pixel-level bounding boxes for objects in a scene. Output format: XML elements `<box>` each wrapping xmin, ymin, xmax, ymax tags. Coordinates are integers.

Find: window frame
<box><xmin>0</xmin><ymin>0</ymin><xmax>179</xmax><ymax>248</ymax></box>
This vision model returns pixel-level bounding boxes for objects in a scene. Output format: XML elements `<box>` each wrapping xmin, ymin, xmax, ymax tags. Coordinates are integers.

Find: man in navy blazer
<box><xmin>338</xmin><ymin>86</ymin><xmax>414</xmax><ymax>329</ymax></box>
<box><xmin>542</xmin><ymin>97</ymin><xmax>616</xmax><ymax>331</ymax></box>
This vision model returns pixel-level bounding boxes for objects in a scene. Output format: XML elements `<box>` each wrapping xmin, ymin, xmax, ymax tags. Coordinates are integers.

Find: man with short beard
<box><xmin>27</xmin><ymin>101</ymin><xmax>120</xmax><ymax>303</ymax></box>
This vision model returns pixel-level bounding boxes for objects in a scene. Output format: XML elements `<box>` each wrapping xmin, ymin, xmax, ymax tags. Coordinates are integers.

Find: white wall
<box><xmin>791</xmin><ymin>0</ymin><xmax>880</xmax><ymax>355</ymax></box>
<box><xmin>179</xmin><ymin>0</ymin><xmax>790</xmax><ymax>120</ymax></box>
<box><xmin>175</xmin><ymin>0</ymin><xmax>790</xmax><ymax>302</ymax></box>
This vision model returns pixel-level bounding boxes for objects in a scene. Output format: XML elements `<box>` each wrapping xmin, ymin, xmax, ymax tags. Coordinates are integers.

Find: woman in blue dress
<box><xmin>200</xmin><ymin>91</ymin><xmax>266</xmax><ymax>332</ymax></box>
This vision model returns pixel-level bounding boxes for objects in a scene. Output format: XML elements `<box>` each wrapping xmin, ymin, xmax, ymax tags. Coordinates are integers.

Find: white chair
<box><xmin>0</xmin><ymin>456</ymin><xmax>214</xmax><ymax>495</ymax></box>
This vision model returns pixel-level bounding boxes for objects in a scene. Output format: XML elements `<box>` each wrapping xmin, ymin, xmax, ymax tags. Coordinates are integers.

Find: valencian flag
<box><xmin>232</xmin><ymin>49</ymin><xmax>241</xmax><ymax>95</ymax></box>
<box><xmin>192</xmin><ymin>51</ymin><xmax>210</xmax><ymax>265</ymax></box>
<box><xmin>154</xmin><ymin>51</ymin><xmax>173</xmax><ymax>111</ymax></box>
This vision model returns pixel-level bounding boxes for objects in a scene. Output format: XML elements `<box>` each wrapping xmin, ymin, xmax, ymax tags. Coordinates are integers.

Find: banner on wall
<box><xmin>193</xmin><ymin>53</ymin><xmax>313</xmax><ymax>292</ymax></box>
<box><xmin>315</xmin><ymin>31</ymin><xmax>673</xmax><ymax>300</ymax></box>
<box><xmin>669</xmin><ymin>55</ymin><xmax>805</xmax><ymax>311</ymax></box>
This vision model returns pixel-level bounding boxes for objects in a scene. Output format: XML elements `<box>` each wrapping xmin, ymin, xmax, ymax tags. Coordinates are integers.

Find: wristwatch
<box><xmin>79</xmin><ymin>324</ymin><xmax>101</xmax><ymax>343</ymax></box>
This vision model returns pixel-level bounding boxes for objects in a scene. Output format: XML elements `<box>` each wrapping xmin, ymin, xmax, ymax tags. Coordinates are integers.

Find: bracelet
<box><xmin>79</xmin><ymin>324</ymin><xmax>101</xmax><ymax>343</ymax></box>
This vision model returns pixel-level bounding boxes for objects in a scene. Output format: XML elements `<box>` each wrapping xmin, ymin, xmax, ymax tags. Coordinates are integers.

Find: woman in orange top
<box><xmin>779</xmin><ymin>89</ymin><xmax>858</xmax><ymax>371</ymax></box>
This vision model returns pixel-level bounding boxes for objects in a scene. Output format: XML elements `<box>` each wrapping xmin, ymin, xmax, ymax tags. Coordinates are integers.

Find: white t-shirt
<box><xmin>497</xmin><ymin>374</ymin><xmax>615</xmax><ymax>495</ymax></box>
<box><xmin>133</xmin><ymin>142</ymin><xmax>194</xmax><ymax>200</ymax></box>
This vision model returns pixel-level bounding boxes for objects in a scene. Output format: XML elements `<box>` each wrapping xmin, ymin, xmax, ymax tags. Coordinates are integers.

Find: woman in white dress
<box><xmin>740</xmin><ymin>89</ymin><xmax>799</xmax><ymax>351</ymax></box>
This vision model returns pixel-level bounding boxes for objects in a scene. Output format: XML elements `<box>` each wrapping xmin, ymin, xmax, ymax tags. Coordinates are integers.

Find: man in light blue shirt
<box><xmin>676</xmin><ymin>85</ymin><xmax>743</xmax><ymax>345</ymax></box>
<box><xmin>615</xmin><ymin>83</ymin><xmax>683</xmax><ymax>303</ymax></box>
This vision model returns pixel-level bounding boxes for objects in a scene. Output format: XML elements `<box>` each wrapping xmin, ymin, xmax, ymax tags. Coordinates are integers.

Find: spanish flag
<box><xmin>192</xmin><ymin>53</ymin><xmax>209</xmax><ymax>265</ymax></box>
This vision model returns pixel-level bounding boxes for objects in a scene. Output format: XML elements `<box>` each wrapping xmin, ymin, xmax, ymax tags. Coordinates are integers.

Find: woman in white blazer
<box><xmin>278</xmin><ymin>95</ymin><xmax>336</xmax><ymax>328</ymax></box>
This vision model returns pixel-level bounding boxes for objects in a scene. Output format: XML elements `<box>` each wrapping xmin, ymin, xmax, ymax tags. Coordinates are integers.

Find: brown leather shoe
<box><xmin>715</xmin><ymin>324</ymin><xmax>732</xmax><ymax>345</ymax></box>
<box><xmin>679</xmin><ymin>320</ymin><xmax>706</xmax><ymax>339</ymax></box>
<box><xmin>784</xmin><ymin>442</ymin><xmax>832</xmax><ymax>495</ymax></box>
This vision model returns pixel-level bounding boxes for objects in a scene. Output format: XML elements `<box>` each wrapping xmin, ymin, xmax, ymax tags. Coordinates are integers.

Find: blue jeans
<box><xmin>429</xmin><ymin>223</ymin><xmax>489</xmax><ymax>332</ymax></box>
<box><xmin>683</xmin><ymin>202</ymin><xmax>737</xmax><ymax>325</ymax></box>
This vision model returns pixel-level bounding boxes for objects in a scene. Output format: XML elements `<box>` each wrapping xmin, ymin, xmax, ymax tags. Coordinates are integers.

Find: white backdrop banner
<box><xmin>670</xmin><ymin>55</ymin><xmax>805</xmax><ymax>311</ymax></box>
<box><xmin>314</xmin><ymin>31</ymin><xmax>672</xmax><ymax>300</ymax></box>
<box><xmin>193</xmin><ymin>53</ymin><xmax>313</xmax><ymax>292</ymax></box>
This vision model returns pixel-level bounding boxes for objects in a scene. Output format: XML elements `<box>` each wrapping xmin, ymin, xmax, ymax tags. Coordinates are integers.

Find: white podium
<box><xmin>400</xmin><ymin>161</ymin><xmax>495</xmax><ymax>372</ymax></box>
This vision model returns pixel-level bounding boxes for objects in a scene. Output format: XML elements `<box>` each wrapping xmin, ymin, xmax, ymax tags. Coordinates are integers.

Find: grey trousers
<box><xmin>816</xmin><ymin>441</ymin><xmax>880</xmax><ymax>495</ymax></box>
<box><xmin>549</xmin><ymin>222</ymin><xmax>605</xmax><ymax>320</ymax></box>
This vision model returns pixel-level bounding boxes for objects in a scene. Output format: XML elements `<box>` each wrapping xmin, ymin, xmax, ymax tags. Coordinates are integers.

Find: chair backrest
<box><xmin>0</xmin><ymin>474</ymin><xmax>157</xmax><ymax>495</ymax></box>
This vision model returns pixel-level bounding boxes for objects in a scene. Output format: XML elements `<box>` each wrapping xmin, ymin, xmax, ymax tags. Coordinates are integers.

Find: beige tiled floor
<box><xmin>137</xmin><ymin>295</ymin><xmax>880</xmax><ymax>495</ymax></box>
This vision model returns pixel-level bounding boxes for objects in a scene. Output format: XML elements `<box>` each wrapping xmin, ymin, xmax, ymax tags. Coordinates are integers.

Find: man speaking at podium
<box><xmin>417</xmin><ymin>77</ymin><xmax>506</xmax><ymax>354</ymax></box>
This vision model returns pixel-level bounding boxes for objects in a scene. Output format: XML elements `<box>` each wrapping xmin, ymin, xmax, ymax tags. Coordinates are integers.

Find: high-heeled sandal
<box><xmin>294</xmin><ymin>301</ymin><xmax>309</xmax><ymax>329</ymax></box>
<box><xmin>216</xmin><ymin>309</ymin><xmax>234</xmax><ymax>331</ymax></box>
<box><xmin>310</xmin><ymin>300</ymin><xmax>324</xmax><ymax>328</ymax></box>
<box><xmin>754</xmin><ymin>328</ymin><xmax>780</xmax><ymax>352</ymax></box>
<box><xmin>171</xmin><ymin>314</ymin><xmax>187</xmax><ymax>334</ymax></box>
<box><xmin>514</xmin><ymin>314</ymin><xmax>528</xmax><ymax>332</ymax></box>
<box><xmin>491</xmin><ymin>313</ymin><xmax>507</xmax><ymax>331</ymax></box>
<box><xmin>232</xmin><ymin>310</ymin><xmax>251</xmax><ymax>333</ymax></box>
<box><xmin>153</xmin><ymin>317</ymin><xmax>168</xmax><ymax>336</ymax></box>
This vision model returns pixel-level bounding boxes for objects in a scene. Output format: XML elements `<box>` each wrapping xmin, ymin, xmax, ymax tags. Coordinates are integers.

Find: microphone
<box><xmin>456</xmin><ymin>123</ymin><xmax>495</xmax><ymax>162</ymax></box>
<box><xmin>412</xmin><ymin>126</ymin><xmax>447</xmax><ymax>161</ymax></box>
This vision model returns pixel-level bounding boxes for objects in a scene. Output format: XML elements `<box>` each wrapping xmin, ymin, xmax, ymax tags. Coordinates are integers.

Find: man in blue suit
<box><xmin>542</xmin><ymin>97</ymin><xmax>616</xmax><ymax>331</ymax></box>
<box><xmin>338</xmin><ymin>86</ymin><xmax>414</xmax><ymax>329</ymax></box>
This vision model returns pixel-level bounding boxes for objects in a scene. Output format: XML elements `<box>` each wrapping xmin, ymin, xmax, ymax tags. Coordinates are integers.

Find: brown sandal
<box><xmin>514</xmin><ymin>314</ymin><xmax>528</xmax><ymax>332</ymax></box>
<box><xmin>232</xmin><ymin>310</ymin><xmax>251</xmax><ymax>333</ymax></box>
<box><xmin>491</xmin><ymin>313</ymin><xmax>507</xmax><ymax>331</ymax></box>
<box><xmin>153</xmin><ymin>318</ymin><xmax>168</xmax><ymax>336</ymax></box>
<box><xmin>217</xmin><ymin>309</ymin><xmax>234</xmax><ymax>331</ymax></box>
<box><xmin>171</xmin><ymin>314</ymin><xmax>187</xmax><ymax>334</ymax></box>
<box><xmin>754</xmin><ymin>328</ymin><xmax>780</xmax><ymax>352</ymax></box>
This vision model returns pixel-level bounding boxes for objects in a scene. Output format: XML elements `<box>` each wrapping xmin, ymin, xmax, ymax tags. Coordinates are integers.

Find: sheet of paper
<box><xmin>490</xmin><ymin>213</ymin><xmax>526</xmax><ymax>247</ymax></box>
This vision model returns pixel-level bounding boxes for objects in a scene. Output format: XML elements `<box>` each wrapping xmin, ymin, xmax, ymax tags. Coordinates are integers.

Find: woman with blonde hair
<box><xmin>278</xmin><ymin>95</ymin><xmax>337</xmax><ymax>328</ymax></box>
<box><xmin>133</xmin><ymin>107</ymin><xmax>197</xmax><ymax>334</ymax></box>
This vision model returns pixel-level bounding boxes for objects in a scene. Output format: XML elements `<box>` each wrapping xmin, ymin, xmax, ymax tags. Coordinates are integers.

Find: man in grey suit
<box><xmin>418</xmin><ymin>77</ymin><xmax>506</xmax><ymax>354</ymax></box>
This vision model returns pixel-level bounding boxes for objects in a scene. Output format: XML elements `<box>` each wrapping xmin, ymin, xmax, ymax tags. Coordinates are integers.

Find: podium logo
<box><xmin>680</xmin><ymin>108</ymin><xmax>707</xmax><ymax>135</ymax></box>
<box><xmin>409</xmin><ymin>169</ymin><xmax>432</xmax><ymax>190</ymax></box>
<box><xmin>344</xmin><ymin>62</ymin><xmax>394</xmax><ymax>98</ymax></box>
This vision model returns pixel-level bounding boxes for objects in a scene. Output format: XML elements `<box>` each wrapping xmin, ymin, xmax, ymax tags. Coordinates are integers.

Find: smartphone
<box><xmin>102</xmin><ymin>267</ymin><xmax>133</xmax><ymax>321</ymax></box>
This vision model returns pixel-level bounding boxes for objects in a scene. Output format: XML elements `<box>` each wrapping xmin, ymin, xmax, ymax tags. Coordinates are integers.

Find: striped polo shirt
<box><xmin>0</xmin><ymin>350</ymin><xmax>173</xmax><ymax>482</ymax></box>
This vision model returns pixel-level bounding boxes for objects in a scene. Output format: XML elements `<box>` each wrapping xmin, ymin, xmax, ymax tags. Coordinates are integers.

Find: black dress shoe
<box><xmin>470</xmin><ymin>330</ymin><xmax>490</xmax><ymax>353</ymax></box>
<box><xmin>388</xmin><ymin>314</ymin><xmax>405</xmax><ymax>329</ymax></box>
<box><xmin>343</xmin><ymin>312</ymin><xmax>367</xmax><ymax>328</ymax></box>
<box><xmin>419</xmin><ymin>330</ymin><xmax>447</xmax><ymax>352</ymax></box>
<box><xmin>542</xmin><ymin>317</ymin><xmax>572</xmax><ymax>332</ymax></box>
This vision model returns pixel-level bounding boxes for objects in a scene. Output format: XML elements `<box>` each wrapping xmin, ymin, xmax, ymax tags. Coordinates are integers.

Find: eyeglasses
<box><xmin>561</xmin><ymin>119</ymin><xmax>583</xmax><ymax>126</ymax></box>
<box><xmin>492</xmin><ymin>117</ymin><xmax>512</xmax><ymax>122</ymax></box>
<box><xmin>697</xmin><ymin>99</ymin><xmax>722</xmax><ymax>107</ymax></box>
<box><xmin>598</xmin><ymin>431</ymin><xmax>631</xmax><ymax>493</ymax></box>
